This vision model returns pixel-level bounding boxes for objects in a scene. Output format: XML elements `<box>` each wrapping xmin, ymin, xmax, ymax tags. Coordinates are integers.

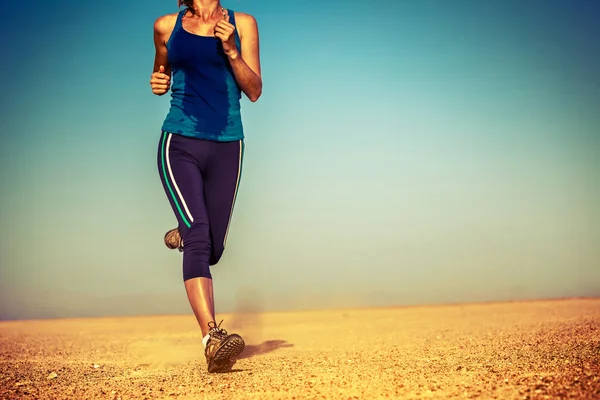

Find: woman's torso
<box><xmin>161</xmin><ymin>8</ymin><xmax>244</xmax><ymax>142</ymax></box>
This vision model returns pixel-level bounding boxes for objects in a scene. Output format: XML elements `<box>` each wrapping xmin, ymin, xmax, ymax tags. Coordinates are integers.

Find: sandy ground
<box><xmin>1</xmin><ymin>298</ymin><xmax>599</xmax><ymax>400</ymax></box>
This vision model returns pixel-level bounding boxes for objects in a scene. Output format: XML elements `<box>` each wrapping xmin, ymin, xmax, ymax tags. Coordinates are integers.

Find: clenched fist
<box><xmin>214</xmin><ymin>10</ymin><xmax>239</xmax><ymax>58</ymax></box>
<box><xmin>150</xmin><ymin>65</ymin><xmax>171</xmax><ymax>95</ymax></box>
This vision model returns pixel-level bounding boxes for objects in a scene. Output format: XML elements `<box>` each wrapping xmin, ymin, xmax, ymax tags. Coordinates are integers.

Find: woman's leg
<box><xmin>162</xmin><ymin>139</ymin><xmax>244</xmax><ymax>264</ymax></box>
<box><xmin>157</xmin><ymin>132</ymin><xmax>245</xmax><ymax>372</ymax></box>
<box><xmin>203</xmin><ymin>139</ymin><xmax>245</xmax><ymax>266</ymax></box>
<box><xmin>157</xmin><ymin>132</ymin><xmax>215</xmax><ymax>334</ymax></box>
<box><xmin>184</xmin><ymin>277</ymin><xmax>215</xmax><ymax>336</ymax></box>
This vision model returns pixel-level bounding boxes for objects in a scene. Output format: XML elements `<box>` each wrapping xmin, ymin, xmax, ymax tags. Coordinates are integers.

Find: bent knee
<box><xmin>182</xmin><ymin>223</ymin><xmax>210</xmax><ymax>249</ymax></box>
<box><xmin>209</xmin><ymin>245</ymin><xmax>225</xmax><ymax>266</ymax></box>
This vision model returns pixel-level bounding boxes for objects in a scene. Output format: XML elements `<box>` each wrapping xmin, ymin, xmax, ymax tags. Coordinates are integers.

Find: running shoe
<box><xmin>164</xmin><ymin>228</ymin><xmax>183</xmax><ymax>252</ymax></box>
<box><xmin>204</xmin><ymin>320</ymin><xmax>246</xmax><ymax>373</ymax></box>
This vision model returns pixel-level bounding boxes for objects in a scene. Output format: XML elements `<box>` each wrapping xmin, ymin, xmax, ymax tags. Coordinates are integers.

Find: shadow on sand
<box><xmin>238</xmin><ymin>340</ymin><xmax>294</xmax><ymax>359</ymax></box>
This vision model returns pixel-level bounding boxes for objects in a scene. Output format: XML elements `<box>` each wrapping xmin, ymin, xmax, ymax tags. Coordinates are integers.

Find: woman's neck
<box><xmin>190</xmin><ymin>0</ymin><xmax>222</xmax><ymax>19</ymax></box>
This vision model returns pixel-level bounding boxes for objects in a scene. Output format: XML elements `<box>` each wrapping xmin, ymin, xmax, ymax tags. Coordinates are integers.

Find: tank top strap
<box><xmin>227</xmin><ymin>9</ymin><xmax>241</xmax><ymax>50</ymax></box>
<box><xmin>174</xmin><ymin>9</ymin><xmax>186</xmax><ymax>30</ymax></box>
<box><xmin>167</xmin><ymin>9</ymin><xmax>186</xmax><ymax>48</ymax></box>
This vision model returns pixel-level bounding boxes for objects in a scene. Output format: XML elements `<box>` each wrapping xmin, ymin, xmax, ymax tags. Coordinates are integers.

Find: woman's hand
<box><xmin>214</xmin><ymin>12</ymin><xmax>239</xmax><ymax>59</ymax></box>
<box><xmin>150</xmin><ymin>65</ymin><xmax>171</xmax><ymax>95</ymax></box>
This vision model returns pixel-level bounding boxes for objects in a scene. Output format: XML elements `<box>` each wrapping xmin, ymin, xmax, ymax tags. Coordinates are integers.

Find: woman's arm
<box><xmin>150</xmin><ymin>15</ymin><xmax>176</xmax><ymax>95</ymax></box>
<box><xmin>216</xmin><ymin>13</ymin><xmax>263</xmax><ymax>102</ymax></box>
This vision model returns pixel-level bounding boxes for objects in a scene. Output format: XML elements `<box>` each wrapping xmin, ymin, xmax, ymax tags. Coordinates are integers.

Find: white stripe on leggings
<box><xmin>166</xmin><ymin>133</ymin><xmax>194</xmax><ymax>223</ymax></box>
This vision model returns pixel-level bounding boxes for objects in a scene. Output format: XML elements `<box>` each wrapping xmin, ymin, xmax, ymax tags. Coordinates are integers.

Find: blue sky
<box><xmin>1</xmin><ymin>0</ymin><xmax>599</xmax><ymax>320</ymax></box>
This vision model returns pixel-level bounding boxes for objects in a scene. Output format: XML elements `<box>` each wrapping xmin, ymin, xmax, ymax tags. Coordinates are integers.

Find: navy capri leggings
<box><xmin>157</xmin><ymin>131</ymin><xmax>244</xmax><ymax>281</ymax></box>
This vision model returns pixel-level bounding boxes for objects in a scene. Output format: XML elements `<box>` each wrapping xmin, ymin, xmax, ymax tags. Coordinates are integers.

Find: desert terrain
<box><xmin>1</xmin><ymin>298</ymin><xmax>599</xmax><ymax>399</ymax></box>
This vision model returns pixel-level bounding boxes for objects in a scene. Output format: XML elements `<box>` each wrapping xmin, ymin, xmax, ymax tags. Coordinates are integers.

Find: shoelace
<box><xmin>208</xmin><ymin>320</ymin><xmax>228</xmax><ymax>340</ymax></box>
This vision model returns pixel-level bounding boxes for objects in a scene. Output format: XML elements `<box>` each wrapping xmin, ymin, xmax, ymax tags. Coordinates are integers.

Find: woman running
<box><xmin>149</xmin><ymin>0</ymin><xmax>262</xmax><ymax>373</ymax></box>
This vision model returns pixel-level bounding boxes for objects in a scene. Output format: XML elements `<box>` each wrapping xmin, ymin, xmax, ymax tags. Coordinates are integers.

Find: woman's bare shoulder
<box><xmin>233</xmin><ymin>11</ymin><xmax>258</xmax><ymax>37</ymax></box>
<box><xmin>154</xmin><ymin>12</ymin><xmax>179</xmax><ymax>34</ymax></box>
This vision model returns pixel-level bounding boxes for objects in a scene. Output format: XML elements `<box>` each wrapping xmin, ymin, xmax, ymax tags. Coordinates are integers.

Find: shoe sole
<box><xmin>208</xmin><ymin>334</ymin><xmax>245</xmax><ymax>373</ymax></box>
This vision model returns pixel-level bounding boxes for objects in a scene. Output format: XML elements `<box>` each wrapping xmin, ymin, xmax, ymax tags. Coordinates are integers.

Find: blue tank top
<box><xmin>161</xmin><ymin>8</ymin><xmax>244</xmax><ymax>142</ymax></box>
